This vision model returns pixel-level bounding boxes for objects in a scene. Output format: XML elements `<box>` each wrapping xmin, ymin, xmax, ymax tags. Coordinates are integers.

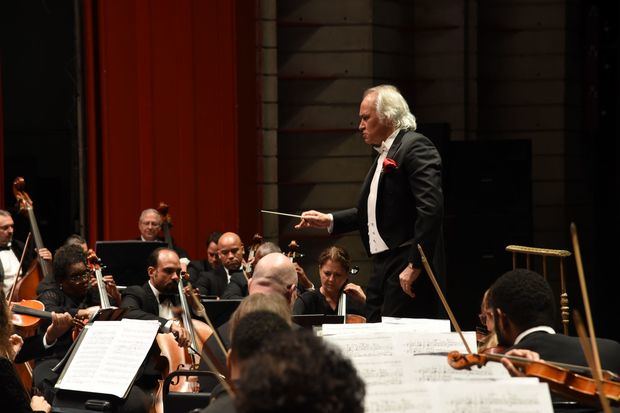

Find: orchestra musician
<box><xmin>188</xmin><ymin>231</ymin><xmax>222</xmax><ymax>285</ymax></box>
<box><xmin>195</xmin><ymin>232</ymin><xmax>245</xmax><ymax>298</ymax></box>
<box><xmin>295</xmin><ymin>85</ymin><xmax>445</xmax><ymax>322</ymax></box>
<box><xmin>488</xmin><ymin>268</ymin><xmax>620</xmax><ymax>406</ymax></box>
<box><xmin>293</xmin><ymin>246</ymin><xmax>366</xmax><ymax>317</ymax></box>
<box><xmin>0</xmin><ymin>209</ymin><xmax>52</xmax><ymax>297</ymax></box>
<box><xmin>221</xmin><ymin>241</ymin><xmax>280</xmax><ymax>299</ymax></box>
<box><xmin>33</xmin><ymin>244</ymin><xmax>122</xmax><ymax>401</ymax></box>
<box><xmin>137</xmin><ymin>208</ymin><xmax>189</xmax><ymax>265</ymax></box>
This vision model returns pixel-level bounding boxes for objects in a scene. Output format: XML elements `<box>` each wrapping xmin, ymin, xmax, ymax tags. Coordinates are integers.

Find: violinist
<box><xmin>34</xmin><ymin>244</ymin><xmax>122</xmax><ymax>398</ymax></box>
<box><xmin>0</xmin><ymin>210</ymin><xmax>52</xmax><ymax>297</ymax></box>
<box><xmin>488</xmin><ymin>269</ymin><xmax>620</xmax><ymax>408</ymax></box>
<box><xmin>0</xmin><ymin>296</ymin><xmax>52</xmax><ymax>413</ymax></box>
<box><xmin>293</xmin><ymin>246</ymin><xmax>366</xmax><ymax>317</ymax></box>
<box><xmin>195</xmin><ymin>232</ymin><xmax>245</xmax><ymax>298</ymax></box>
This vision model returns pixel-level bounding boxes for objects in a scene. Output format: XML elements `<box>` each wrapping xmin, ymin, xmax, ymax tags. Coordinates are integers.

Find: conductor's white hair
<box><xmin>364</xmin><ymin>85</ymin><xmax>417</xmax><ymax>131</ymax></box>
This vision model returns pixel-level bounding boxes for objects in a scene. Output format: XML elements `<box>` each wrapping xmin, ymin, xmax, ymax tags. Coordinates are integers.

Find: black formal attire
<box><xmin>331</xmin><ymin>129</ymin><xmax>444</xmax><ymax>322</ymax></box>
<box><xmin>221</xmin><ymin>272</ymin><xmax>248</xmax><ymax>299</ymax></box>
<box><xmin>510</xmin><ymin>330</ymin><xmax>620</xmax><ymax>413</ymax></box>
<box><xmin>195</xmin><ymin>267</ymin><xmax>244</xmax><ymax>298</ymax></box>
<box><xmin>121</xmin><ymin>282</ymin><xmax>178</xmax><ymax>330</ymax></box>
<box><xmin>15</xmin><ymin>333</ymin><xmax>52</xmax><ymax>364</ymax></box>
<box><xmin>293</xmin><ymin>289</ymin><xmax>365</xmax><ymax>317</ymax></box>
<box><xmin>0</xmin><ymin>357</ymin><xmax>43</xmax><ymax>413</ymax></box>
<box><xmin>188</xmin><ymin>259</ymin><xmax>212</xmax><ymax>285</ymax></box>
<box><xmin>200</xmin><ymin>382</ymin><xmax>236</xmax><ymax>413</ymax></box>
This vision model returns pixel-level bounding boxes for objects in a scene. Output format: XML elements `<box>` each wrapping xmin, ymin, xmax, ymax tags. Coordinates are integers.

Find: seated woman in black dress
<box><xmin>293</xmin><ymin>246</ymin><xmax>366</xmax><ymax>317</ymax></box>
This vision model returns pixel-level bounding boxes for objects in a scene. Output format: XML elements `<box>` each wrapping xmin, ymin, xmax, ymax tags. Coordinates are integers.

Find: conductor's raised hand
<box><xmin>295</xmin><ymin>210</ymin><xmax>332</xmax><ymax>229</ymax></box>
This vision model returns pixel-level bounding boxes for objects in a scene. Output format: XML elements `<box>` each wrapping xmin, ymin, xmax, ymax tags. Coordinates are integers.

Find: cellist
<box><xmin>0</xmin><ymin>210</ymin><xmax>51</xmax><ymax>298</ymax></box>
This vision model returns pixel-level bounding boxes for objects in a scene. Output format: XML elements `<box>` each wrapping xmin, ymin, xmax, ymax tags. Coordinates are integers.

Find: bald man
<box><xmin>204</xmin><ymin>251</ymin><xmax>299</xmax><ymax>375</ymax></box>
<box><xmin>195</xmin><ymin>232</ymin><xmax>246</xmax><ymax>298</ymax></box>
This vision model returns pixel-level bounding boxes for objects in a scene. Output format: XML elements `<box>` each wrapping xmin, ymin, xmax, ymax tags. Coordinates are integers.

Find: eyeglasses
<box><xmin>141</xmin><ymin>221</ymin><xmax>161</xmax><ymax>228</ymax></box>
<box><xmin>69</xmin><ymin>270</ymin><xmax>92</xmax><ymax>282</ymax></box>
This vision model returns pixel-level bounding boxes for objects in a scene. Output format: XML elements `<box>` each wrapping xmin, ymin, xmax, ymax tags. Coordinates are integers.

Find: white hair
<box><xmin>364</xmin><ymin>84</ymin><xmax>417</xmax><ymax>131</ymax></box>
<box><xmin>139</xmin><ymin>208</ymin><xmax>160</xmax><ymax>222</ymax></box>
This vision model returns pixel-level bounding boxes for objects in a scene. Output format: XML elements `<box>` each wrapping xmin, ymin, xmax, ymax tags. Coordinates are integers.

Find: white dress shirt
<box><xmin>513</xmin><ymin>325</ymin><xmax>556</xmax><ymax>345</ymax></box>
<box><xmin>1</xmin><ymin>245</ymin><xmax>21</xmax><ymax>296</ymax></box>
<box><xmin>367</xmin><ymin>129</ymin><xmax>400</xmax><ymax>254</ymax></box>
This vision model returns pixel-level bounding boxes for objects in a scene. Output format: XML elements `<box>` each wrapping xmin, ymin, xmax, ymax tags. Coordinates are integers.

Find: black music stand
<box><xmin>292</xmin><ymin>314</ymin><xmax>344</xmax><ymax>328</ymax></box>
<box><xmin>201</xmin><ymin>299</ymin><xmax>242</xmax><ymax>329</ymax></box>
<box><xmin>95</xmin><ymin>240</ymin><xmax>166</xmax><ymax>287</ymax></box>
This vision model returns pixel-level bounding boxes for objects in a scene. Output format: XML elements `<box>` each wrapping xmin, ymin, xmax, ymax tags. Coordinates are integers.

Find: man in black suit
<box><xmin>195</xmin><ymin>232</ymin><xmax>246</xmax><ymax>298</ymax></box>
<box><xmin>121</xmin><ymin>247</ymin><xmax>189</xmax><ymax>345</ymax></box>
<box><xmin>296</xmin><ymin>85</ymin><xmax>445</xmax><ymax>322</ymax></box>
<box><xmin>489</xmin><ymin>268</ymin><xmax>620</xmax><ymax>408</ymax></box>
<box><xmin>188</xmin><ymin>231</ymin><xmax>222</xmax><ymax>284</ymax></box>
<box><xmin>0</xmin><ymin>209</ymin><xmax>52</xmax><ymax>297</ymax></box>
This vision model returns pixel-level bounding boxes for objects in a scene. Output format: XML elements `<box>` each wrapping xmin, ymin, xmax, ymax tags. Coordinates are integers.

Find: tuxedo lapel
<box><xmin>377</xmin><ymin>130</ymin><xmax>406</xmax><ymax>197</ymax></box>
<box><xmin>142</xmin><ymin>283</ymin><xmax>160</xmax><ymax>315</ymax></box>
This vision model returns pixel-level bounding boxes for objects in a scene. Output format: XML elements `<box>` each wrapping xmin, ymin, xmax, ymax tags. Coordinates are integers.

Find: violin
<box><xmin>448</xmin><ymin>351</ymin><xmax>620</xmax><ymax>407</ymax></box>
<box><xmin>12</xmin><ymin>177</ymin><xmax>51</xmax><ymax>300</ymax></box>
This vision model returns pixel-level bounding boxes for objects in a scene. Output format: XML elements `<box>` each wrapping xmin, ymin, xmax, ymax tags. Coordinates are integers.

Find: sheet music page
<box><xmin>321</xmin><ymin>319</ymin><xmax>449</xmax><ymax>336</ymax></box>
<box><xmin>352</xmin><ymin>355</ymin><xmax>510</xmax><ymax>386</ymax></box>
<box><xmin>365</xmin><ymin>381</ymin><xmax>553</xmax><ymax>413</ymax></box>
<box><xmin>56</xmin><ymin>319</ymin><xmax>160</xmax><ymax>398</ymax></box>
<box><xmin>323</xmin><ymin>332</ymin><xmax>477</xmax><ymax>359</ymax></box>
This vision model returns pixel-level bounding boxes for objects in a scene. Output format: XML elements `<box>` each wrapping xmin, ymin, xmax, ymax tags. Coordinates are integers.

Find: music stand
<box><xmin>95</xmin><ymin>240</ymin><xmax>166</xmax><ymax>287</ymax></box>
<box><xmin>292</xmin><ymin>314</ymin><xmax>344</xmax><ymax>328</ymax></box>
<box><xmin>201</xmin><ymin>299</ymin><xmax>242</xmax><ymax>329</ymax></box>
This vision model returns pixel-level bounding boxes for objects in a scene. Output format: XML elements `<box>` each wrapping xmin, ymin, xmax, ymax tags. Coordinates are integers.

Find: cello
<box><xmin>11</xmin><ymin>177</ymin><xmax>52</xmax><ymax>300</ymax></box>
<box><xmin>336</xmin><ymin>265</ymin><xmax>366</xmax><ymax>324</ymax></box>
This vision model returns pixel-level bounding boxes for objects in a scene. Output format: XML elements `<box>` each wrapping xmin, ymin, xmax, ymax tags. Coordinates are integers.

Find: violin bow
<box><xmin>418</xmin><ymin>244</ymin><xmax>473</xmax><ymax>354</ymax></box>
<box><xmin>570</xmin><ymin>224</ymin><xmax>605</xmax><ymax>380</ymax></box>
<box><xmin>6</xmin><ymin>232</ymin><xmax>32</xmax><ymax>303</ymax></box>
<box><xmin>573</xmin><ymin>310</ymin><xmax>612</xmax><ymax>413</ymax></box>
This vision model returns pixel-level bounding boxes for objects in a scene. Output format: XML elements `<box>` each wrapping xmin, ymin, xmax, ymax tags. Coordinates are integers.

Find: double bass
<box><xmin>11</xmin><ymin>177</ymin><xmax>52</xmax><ymax>300</ymax></box>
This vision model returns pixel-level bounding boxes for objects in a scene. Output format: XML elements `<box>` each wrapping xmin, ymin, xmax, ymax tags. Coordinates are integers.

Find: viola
<box><xmin>448</xmin><ymin>351</ymin><xmax>620</xmax><ymax>407</ymax></box>
<box><xmin>12</xmin><ymin>177</ymin><xmax>51</xmax><ymax>300</ymax></box>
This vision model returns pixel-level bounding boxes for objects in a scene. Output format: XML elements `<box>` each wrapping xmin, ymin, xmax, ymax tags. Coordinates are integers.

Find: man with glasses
<box><xmin>137</xmin><ymin>208</ymin><xmax>190</xmax><ymax>267</ymax></box>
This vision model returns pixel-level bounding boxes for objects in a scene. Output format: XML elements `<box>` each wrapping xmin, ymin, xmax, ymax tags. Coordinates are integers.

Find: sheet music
<box><xmin>365</xmin><ymin>381</ymin><xmax>553</xmax><ymax>413</ymax></box>
<box><xmin>352</xmin><ymin>355</ymin><xmax>510</xmax><ymax>386</ymax></box>
<box><xmin>321</xmin><ymin>319</ymin><xmax>450</xmax><ymax>336</ymax></box>
<box><xmin>323</xmin><ymin>332</ymin><xmax>477</xmax><ymax>359</ymax></box>
<box><xmin>56</xmin><ymin>319</ymin><xmax>160</xmax><ymax>398</ymax></box>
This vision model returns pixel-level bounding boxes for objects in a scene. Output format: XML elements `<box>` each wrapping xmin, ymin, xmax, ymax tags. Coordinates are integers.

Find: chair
<box><xmin>505</xmin><ymin>245</ymin><xmax>572</xmax><ymax>334</ymax></box>
<box><xmin>163</xmin><ymin>370</ymin><xmax>219</xmax><ymax>413</ymax></box>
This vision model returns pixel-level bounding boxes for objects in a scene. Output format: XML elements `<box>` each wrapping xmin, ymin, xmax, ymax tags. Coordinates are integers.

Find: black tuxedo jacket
<box><xmin>511</xmin><ymin>331</ymin><xmax>620</xmax><ymax>373</ymax></box>
<box><xmin>221</xmin><ymin>271</ymin><xmax>247</xmax><ymax>299</ymax></box>
<box><xmin>121</xmin><ymin>282</ymin><xmax>179</xmax><ymax>330</ymax></box>
<box><xmin>332</xmin><ymin>130</ymin><xmax>444</xmax><ymax>271</ymax></box>
<box><xmin>195</xmin><ymin>266</ymin><xmax>229</xmax><ymax>298</ymax></box>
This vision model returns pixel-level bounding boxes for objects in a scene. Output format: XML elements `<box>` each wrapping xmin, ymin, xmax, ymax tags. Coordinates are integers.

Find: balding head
<box><xmin>249</xmin><ymin>253</ymin><xmax>298</xmax><ymax>307</ymax></box>
<box><xmin>218</xmin><ymin>232</ymin><xmax>244</xmax><ymax>271</ymax></box>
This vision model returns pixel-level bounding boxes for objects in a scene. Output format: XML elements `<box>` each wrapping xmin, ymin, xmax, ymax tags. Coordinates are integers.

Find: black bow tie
<box><xmin>158</xmin><ymin>293</ymin><xmax>176</xmax><ymax>304</ymax></box>
<box><xmin>0</xmin><ymin>244</ymin><xmax>11</xmax><ymax>251</ymax></box>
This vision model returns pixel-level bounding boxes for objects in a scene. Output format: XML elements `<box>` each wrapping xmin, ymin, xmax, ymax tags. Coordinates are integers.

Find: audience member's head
<box><xmin>236</xmin><ymin>329</ymin><xmax>365</xmax><ymax>413</ymax></box>
<box><xmin>227</xmin><ymin>310</ymin><xmax>292</xmax><ymax>380</ymax></box>
<box><xmin>218</xmin><ymin>232</ymin><xmax>244</xmax><ymax>271</ymax></box>
<box><xmin>53</xmin><ymin>244</ymin><xmax>89</xmax><ymax>298</ymax></box>
<box><xmin>249</xmin><ymin>252</ymin><xmax>298</xmax><ymax>307</ymax></box>
<box><xmin>487</xmin><ymin>268</ymin><xmax>555</xmax><ymax>347</ymax></box>
<box><xmin>229</xmin><ymin>293</ymin><xmax>292</xmax><ymax>342</ymax></box>
<box><xmin>138</xmin><ymin>208</ymin><xmax>162</xmax><ymax>241</ymax></box>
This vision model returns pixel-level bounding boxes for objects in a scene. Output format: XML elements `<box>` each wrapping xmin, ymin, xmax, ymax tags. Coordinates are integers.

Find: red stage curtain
<box><xmin>83</xmin><ymin>0</ymin><xmax>259</xmax><ymax>258</ymax></box>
